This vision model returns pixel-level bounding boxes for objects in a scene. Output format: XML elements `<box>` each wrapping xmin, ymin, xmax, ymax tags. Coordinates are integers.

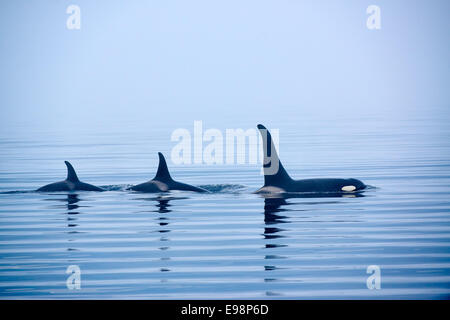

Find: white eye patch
<box><xmin>341</xmin><ymin>185</ymin><xmax>356</xmax><ymax>192</ymax></box>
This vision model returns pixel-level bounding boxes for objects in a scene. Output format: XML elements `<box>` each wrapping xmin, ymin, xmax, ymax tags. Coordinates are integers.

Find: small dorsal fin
<box><xmin>64</xmin><ymin>161</ymin><xmax>80</xmax><ymax>182</ymax></box>
<box><xmin>257</xmin><ymin>124</ymin><xmax>292</xmax><ymax>187</ymax></box>
<box><xmin>154</xmin><ymin>152</ymin><xmax>173</xmax><ymax>182</ymax></box>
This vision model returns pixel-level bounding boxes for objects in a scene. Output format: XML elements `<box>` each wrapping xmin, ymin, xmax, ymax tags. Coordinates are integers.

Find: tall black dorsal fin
<box><xmin>257</xmin><ymin>124</ymin><xmax>292</xmax><ymax>186</ymax></box>
<box><xmin>154</xmin><ymin>152</ymin><xmax>172</xmax><ymax>182</ymax></box>
<box><xmin>64</xmin><ymin>161</ymin><xmax>80</xmax><ymax>182</ymax></box>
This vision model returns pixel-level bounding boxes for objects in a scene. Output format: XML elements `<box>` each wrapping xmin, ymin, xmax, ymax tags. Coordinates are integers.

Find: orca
<box><xmin>128</xmin><ymin>153</ymin><xmax>209</xmax><ymax>193</ymax></box>
<box><xmin>37</xmin><ymin>161</ymin><xmax>104</xmax><ymax>192</ymax></box>
<box><xmin>256</xmin><ymin>124</ymin><xmax>366</xmax><ymax>194</ymax></box>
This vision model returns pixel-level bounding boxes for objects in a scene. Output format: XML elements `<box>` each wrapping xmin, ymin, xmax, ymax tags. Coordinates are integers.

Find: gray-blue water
<box><xmin>1</xmin><ymin>109</ymin><xmax>450</xmax><ymax>299</ymax></box>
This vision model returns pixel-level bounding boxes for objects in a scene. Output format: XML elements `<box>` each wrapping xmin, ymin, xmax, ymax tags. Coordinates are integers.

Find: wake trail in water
<box><xmin>0</xmin><ymin>190</ymin><xmax>35</xmax><ymax>194</ymax></box>
<box><xmin>197</xmin><ymin>184</ymin><xmax>247</xmax><ymax>193</ymax></box>
<box><xmin>100</xmin><ymin>184</ymin><xmax>133</xmax><ymax>191</ymax></box>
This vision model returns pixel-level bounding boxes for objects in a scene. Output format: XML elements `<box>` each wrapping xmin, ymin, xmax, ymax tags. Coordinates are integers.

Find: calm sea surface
<box><xmin>1</xmin><ymin>110</ymin><xmax>450</xmax><ymax>299</ymax></box>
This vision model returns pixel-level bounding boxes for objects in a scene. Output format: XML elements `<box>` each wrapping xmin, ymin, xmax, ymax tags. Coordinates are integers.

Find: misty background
<box><xmin>0</xmin><ymin>0</ymin><xmax>449</xmax><ymax>175</ymax></box>
<box><xmin>1</xmin><ymin>0</ymin><xmax>448</xmax><ymax>128</ymax></box>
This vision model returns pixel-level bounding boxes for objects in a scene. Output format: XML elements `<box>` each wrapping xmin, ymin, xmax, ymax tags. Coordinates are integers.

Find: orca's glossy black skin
<box><xmin>128</xmin><ymin>153</ymin><xmax>209</xmax><ymax>193</ymax></box>
<box><xmin>256</xmin><ymin>124</ymin><xmax>366</xmax><ymax>195</ymax></box>
<box><xmin>37</xmin><ymin>161</ymin><xmax>104</xmax><ymax>192</ymax></box>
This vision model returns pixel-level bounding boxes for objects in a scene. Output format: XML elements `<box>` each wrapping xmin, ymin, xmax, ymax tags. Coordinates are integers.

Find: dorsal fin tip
<box><xmin>154</xmin><ymin>152</ymin><xmax>172</xmax><ymax>181</ymax></box>
<box><xmin>257</xmin><ymin>124</ymin><xmax>292</xmax><ymax>186</ymax></box>
<box><xmin>64</xmin><ymin>161</ymin><xmax>80</xmax><ymax>182</ymax></box>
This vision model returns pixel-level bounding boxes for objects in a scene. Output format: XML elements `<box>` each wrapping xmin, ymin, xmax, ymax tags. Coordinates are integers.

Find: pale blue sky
<box><xmin>0</xmin><ymin>0</ymin><xmax>449</xmax><ymax>132</ymax></box>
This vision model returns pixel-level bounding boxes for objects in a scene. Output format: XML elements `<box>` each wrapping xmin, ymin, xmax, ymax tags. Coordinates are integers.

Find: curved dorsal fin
<box><xmin>154</xmin><ymin>152</ymin><xmax>172</xmax><ymax>182</ymax></box>
<box><xmin>257</xmin><ymin>124</ymin><xmax>292</xmax><ymax>186</ymax></box>
<box><xmin>64</xmin><ymin>161</ymin><xmax>80</xmax><ymax>182</ymax></box>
